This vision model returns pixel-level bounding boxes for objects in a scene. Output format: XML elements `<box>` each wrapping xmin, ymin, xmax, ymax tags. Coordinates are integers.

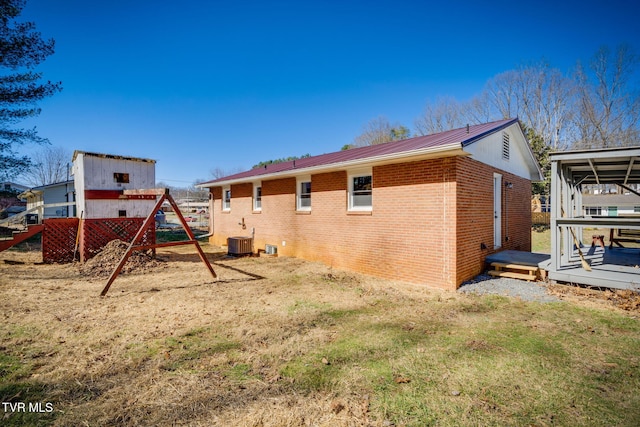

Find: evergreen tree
<box><xmin>0</xmin><ymin>0</ymin><xmax>61</xmax><ymax>180</ymax></box>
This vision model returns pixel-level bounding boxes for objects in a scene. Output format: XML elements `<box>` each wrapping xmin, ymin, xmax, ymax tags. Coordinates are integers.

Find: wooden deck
<box><xmin>549</xmin><ymin>246</ymin><xmax>640</xmax><ymax>291</ymax></box>
<box><xmin>486</xmin><ymin>249</ymin><xmax>640</xmax><ymax>290</ymax></box>
<box><xmin>485</xmin><ymin>250</ymin><xmax>551</xmax><ymax>282</ymax></box>
<box><xmin>485</xmin><ymin>250</ymin><xmax>551</xmax><ymax>269</ymax></box>
<box><xmin>0</xmin><ymin>225</ymin><xmax>44</xmax><ymax>252</ymax></box>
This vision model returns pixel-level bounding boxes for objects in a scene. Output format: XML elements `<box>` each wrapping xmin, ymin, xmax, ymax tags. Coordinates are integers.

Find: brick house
<box><xmin>198</xmin><ymin>118</ymin><xmax>542</xmax><ymax>290</ymax></box>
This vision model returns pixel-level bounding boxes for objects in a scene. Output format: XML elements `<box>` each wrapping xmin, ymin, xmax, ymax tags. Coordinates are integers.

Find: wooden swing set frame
<box><xmin>100</xmin><ymin>188</ymin><xmax>216</xmax><ymax>296</ymax></box>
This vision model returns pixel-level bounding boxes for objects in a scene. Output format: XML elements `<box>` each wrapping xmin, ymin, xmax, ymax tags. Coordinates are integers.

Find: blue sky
<box><xmin>18</xmin><ymin>0</ymin><xmax>640</xmax><ymax>186</ymax></box>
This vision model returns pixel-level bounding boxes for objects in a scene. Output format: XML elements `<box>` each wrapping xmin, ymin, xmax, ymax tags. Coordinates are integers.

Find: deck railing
<box><xmin>0</xmin><ymin>202</ymin><xmax>76</xmax><ymax>228</ymax></box>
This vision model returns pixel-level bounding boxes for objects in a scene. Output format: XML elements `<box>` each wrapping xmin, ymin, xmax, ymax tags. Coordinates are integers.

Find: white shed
<box><xmin>72</xmin><ymin>151</ymin><xmax>157</xmax><ymax>219</ymax></box>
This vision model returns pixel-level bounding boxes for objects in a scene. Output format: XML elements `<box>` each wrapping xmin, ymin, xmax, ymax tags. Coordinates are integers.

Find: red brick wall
<box><xmin>455</xmin><ymin>157</ymin><xmax>532</xmax><ymax>284</ymax></box>
<box><xmin>209</xmin><ymin>156</ymin><xmax>532</xmax><ymax>290</ymax></box>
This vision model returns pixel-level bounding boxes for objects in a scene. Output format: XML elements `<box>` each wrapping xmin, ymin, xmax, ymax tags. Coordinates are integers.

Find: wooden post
<box><xmin>100</xmin><ymin>189</ymin><xmax>216</xmax><ymax>296</ymax></box>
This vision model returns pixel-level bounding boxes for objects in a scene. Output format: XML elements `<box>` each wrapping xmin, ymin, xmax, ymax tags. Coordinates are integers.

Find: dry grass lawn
<box><xmin>1</xmin><ymin>240</ymin><xmax>640</xmax><ymax>426</ymax></box>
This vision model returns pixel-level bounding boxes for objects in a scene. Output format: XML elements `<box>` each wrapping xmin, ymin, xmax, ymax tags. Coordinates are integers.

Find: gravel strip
<box><xmin>458</xmin><ymin>274</ymin><xmax>562</xmax><ymax>303</ymax></box>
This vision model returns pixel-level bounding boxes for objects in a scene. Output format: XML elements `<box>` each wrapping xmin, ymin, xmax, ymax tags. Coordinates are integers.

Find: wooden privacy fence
<box><xmin>531</xmin><ymin>195</ymin><xmax>551</xmax><ymax>225</ymax></box>
<box><xmin>532</xmin><ymin>212</ymin><xmax>551</xmax><ymax>225</ymax></box>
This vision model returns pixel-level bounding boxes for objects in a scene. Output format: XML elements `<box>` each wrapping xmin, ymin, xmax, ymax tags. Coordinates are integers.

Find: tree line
<box><xmin>1</xmin><ymin>0</ymin><xmax>638</xmax><ymax>194</ymax></box>
<box><xmin>351</xmin><ymin>45</ymin><xmax>639</xmax><ymax>193</ymax></box>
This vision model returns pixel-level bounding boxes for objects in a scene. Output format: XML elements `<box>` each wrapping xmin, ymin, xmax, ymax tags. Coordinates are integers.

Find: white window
<box><xmin>502</xmin><ymin>131</ymin><xmax>510</xmax><ymax>160</ymax></box>
<box><xmin>222</xmin><ymin>186</ymin><xmax>231</xmax><ymax>211</ymax></box>
<box><xmin>348</xmin><ymin>170</ymin><xmax>372</xmax><ymax>211</ymax></box>
<box><xmin>297</xmin><ymin>177</ymin><xmax>311</xmax><ymax>211</ymax></box>
<box><xmin>253</xmin><ymin>183</ymin><xmax>262</xmax><ymax>211</ymax></box>
<box><xmin>585</xmin><ymin>206</ymin><xmax>602</xmax><ymax>216</ymax></box>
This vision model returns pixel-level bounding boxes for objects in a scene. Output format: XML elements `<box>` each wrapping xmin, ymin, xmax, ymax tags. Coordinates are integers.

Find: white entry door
<box><xmin>493</xmin><ymin>173</ymin><xmax>502</xmax><ymax>249</ymax></box>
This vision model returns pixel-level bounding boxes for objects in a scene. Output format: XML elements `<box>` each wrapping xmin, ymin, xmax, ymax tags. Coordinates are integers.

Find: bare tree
<box><xmin>484</xmin><ymin>69</ymin><xmax>520</xmax><ymax>119</ymax></box>
<box><xmin>477</xmin><ymin>62</ymin><xmax>575</xmax><ymax>151</ymax></box>
<box><xmin>515</xmin><ymin>63</ymin><xmax>575</xmax><ymax>150</ymax></box>
<box><xmin>350</xmin><ymin>116</ymin><xmax>410</xmax><ymax>148</ymax></box>
<box><xmin>208</xmin><ymin>166</ymin><xmax>243</xmax><ymax>179</ymax></box>
<box><xmin>461</xmin><ymin>91</ymin><xmax>498</xmax><ymax>126</ymax></box>
<box><xmin>418</xmin><ymin>92</ymin><xmax>500</xmax><ymax>134</ymax></box>
<box><xmin>415</xmin><ymin>62</ymin><xmax>575</xmax><ymax>195</ymax></box>
<box><xmin>412</xmin><ymin>45</ymin><xmax>638</xmax><ymax>198</ymax></box>
<box><xmin>573</xmin><ymin>45</ymin><xmax>640</xmax><ymax>149</ymax></box>
<box><xmin>24</xmin><ymin>145</ymin><xmax>70</xmax><ymax>186</ymax></box>
<box><xmin>209</xmin><ymin>167</ymin><xmax>228</xmax><ymax>180</ymax></box>
<box><xmin>414</xmin><ymin>97</ymin><xmax>466</xmax><ymax>135</ymax></box>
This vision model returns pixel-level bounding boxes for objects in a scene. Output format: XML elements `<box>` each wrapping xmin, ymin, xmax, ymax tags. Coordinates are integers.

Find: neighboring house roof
<box><xmin>31</xmin><ymin>180</ymin><xmax>75</xmax><ymax>191</ymax></box>
<box><xmin>198</xmin><ymin>118</ymin><xmax>541</xmax><ymax>187</ymax></box>
<box><xmin>583</xmin><ymin>193</ymin><xmax>640</xmax><ymax>207</ymax></box>
<box><xmin>2</xmin><ymin>181</ymin><xmax>29</xmax><ymax>192</ymax></box>
<box><xmin>18</xmin><ymin>180</ymin><xmax>74</xmax><ymax>199</ymax></box>
<box><xmin>72</xmin><ymin>150</ymin><xmax>156</xmax><ymax>163</ymax></box>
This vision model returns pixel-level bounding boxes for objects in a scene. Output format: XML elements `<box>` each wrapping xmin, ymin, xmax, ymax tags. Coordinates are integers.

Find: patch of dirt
<box><xmin>548</xmin><ymin>284</ymin><xmax>640</xmax><ymax>313</ymax></box>
<box><xmin>78</xmin><ymin>239</ymin><xmax>165</xmax><ymax>278</ymax></box>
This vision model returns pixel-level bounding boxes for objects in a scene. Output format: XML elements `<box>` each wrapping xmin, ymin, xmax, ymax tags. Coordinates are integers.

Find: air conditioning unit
<box><xmin>227</xmin><ymin>236</ymin><xmax>253</xmax><ymax>256</ymax></box>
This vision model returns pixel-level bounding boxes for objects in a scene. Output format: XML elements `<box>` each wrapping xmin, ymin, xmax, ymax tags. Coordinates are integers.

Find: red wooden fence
<box><xmin>40</xmin><ymin>217</ymin><xmax>155</xmax><ymax>263</ymax></box>
<box><xmin>79</xmin><ymin>218</ymin><xmax>155</xmax><ymax>262</ymax></box>
<box><xmin>42</xmin><ymin>218</ymin><xmax>79</xmax><ymax>263</ymax></box>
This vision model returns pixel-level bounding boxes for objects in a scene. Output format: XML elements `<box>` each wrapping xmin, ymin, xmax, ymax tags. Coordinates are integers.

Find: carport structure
<box><xmin>549</xmin><ymin>147</ymin><xmax>640</xmax><ymax>290</ymax></box>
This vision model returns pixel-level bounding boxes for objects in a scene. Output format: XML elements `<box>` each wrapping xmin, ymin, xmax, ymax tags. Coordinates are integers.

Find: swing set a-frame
<box><xmin>100</xmin><ymin>188</ymin><xmax>216</xmax><ymax>296</ymax></box>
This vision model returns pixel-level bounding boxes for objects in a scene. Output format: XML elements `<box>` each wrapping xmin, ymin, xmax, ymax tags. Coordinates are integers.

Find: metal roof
<box><xmin>198</xmin><ymin>118</ymin><xmax>518</xmax><ymax>187</ymax></box>
<box><xmin>582</xmin><ymin>193</ymin><xmax>640</xmax><ymax>206</ymax></box>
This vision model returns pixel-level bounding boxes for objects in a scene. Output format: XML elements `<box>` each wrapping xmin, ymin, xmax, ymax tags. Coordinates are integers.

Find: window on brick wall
<box><xmin>297</xmin><ymin>177</ymin><xmax>311</xmax><ymax>211</ymax></box>
<box><xmin>223</xmin><ymin>187</ymin><xmax>231</xmax><ymax>211</ymax></box>
<box><xmin>502</xmin><ymin>132</ymin><xmax>510</xmax><ymax>160</ymax></box>
<box><xmin>253</xmin><ymin>183</ymin><xmax>262</xmax><ymax>211</ymax></box>
<box><xmin>348</xmin><ymin>169</ymin><xmax>372</xmax><ymax>211</ymax></box>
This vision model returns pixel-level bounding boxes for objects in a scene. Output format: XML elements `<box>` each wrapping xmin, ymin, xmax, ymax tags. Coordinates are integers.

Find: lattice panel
<box><xmin>81</xmin><ymin>218</ymin><xmax>155</xmax><ymax>261</ymax></box>
<box><xmin>42</xmin><ymin>218</ymin><xmax>79</xmax><ymax>263</ymax></box>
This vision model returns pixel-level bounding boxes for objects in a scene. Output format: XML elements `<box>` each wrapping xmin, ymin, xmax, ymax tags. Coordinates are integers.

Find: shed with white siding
<box><xmin>72</xmin><ymin>151</ymin><xmax>157</xmax><ymax>219</ymax></box>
